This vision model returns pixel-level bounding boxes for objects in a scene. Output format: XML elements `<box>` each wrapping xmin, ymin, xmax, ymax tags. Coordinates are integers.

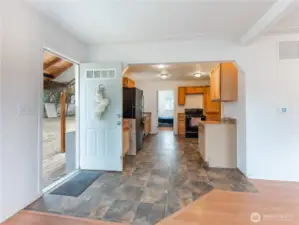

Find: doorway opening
<box><xmin>42</xmin><ymin>50</ymin><xmax>79</xmax><ymax>190</ymax></box>
<box><xmin>157</xmin><ymin>90</ymin><xmax>175</xmax><ymax>131</ymax></box>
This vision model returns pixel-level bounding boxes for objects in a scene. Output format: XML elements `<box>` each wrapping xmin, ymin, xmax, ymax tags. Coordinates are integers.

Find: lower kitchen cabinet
<box><xmin>178</xmin><ymin>113</ymin><xmax>185</xmax><ymax>137</ymax></box>
<box><xmin>122</xmin><ymin>120</ymin><xmax>130</xmax><ymax>157</ymax></box>
<box><xmin>144</xmin><ymin>114</ymin><xmax>151</xmax><ymax>138</ymax></box>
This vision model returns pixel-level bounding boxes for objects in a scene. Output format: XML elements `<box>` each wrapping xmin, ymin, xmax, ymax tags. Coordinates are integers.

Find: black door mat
<box><xmin>50</xmin><ymin>170</ymin><xmax>103</xmax><ymax>197</ymax></box>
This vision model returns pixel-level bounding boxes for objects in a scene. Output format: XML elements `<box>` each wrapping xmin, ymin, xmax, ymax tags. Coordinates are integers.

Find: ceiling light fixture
<box><xmin>193</xmin><ymin>73</ymin><xmax>202</xmax><ymax>78</ymax></box>
<box><xmin>157</xmin><ymin>64</ymin><xmax>165</xmax><ymax>69</ymax></box>
<box><xmin>160</xmin><ymin>73</ymin><xmax>169</xmax><ymax>79</ymax></box>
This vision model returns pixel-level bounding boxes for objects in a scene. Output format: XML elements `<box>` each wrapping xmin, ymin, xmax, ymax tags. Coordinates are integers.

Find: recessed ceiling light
<box><xmin>193</xmin><ymin>73</ymin><xmax>202</xmax><ymax>78</ymax></box>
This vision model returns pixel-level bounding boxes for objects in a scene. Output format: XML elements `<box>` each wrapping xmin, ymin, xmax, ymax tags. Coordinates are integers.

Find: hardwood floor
<box><xmin>158</xmin><ymin>127</ymin><xmax>173</xmax><ymax>131</ymax></box>
<box><xmin>2</xmin><ymin>211</ymin><xmax>123</xmax><ymax>225</ymax></box>
<box><xmin>157</xmin><ymin>179</ymin><xmax>299</xmax><ymax>225</ymax></box>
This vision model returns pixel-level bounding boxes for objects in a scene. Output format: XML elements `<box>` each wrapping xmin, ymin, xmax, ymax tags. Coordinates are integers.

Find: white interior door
<box><xmin>79</xmin><ymin>63</ymin><xmax>123</xmax><ymax>171</ymax></box>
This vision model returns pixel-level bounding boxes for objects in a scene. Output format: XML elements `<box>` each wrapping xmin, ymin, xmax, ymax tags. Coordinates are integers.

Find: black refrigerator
<box><xmin>123</xmin><ymin>87</ymin><xmax>144</xmax><ymax>151</ymax></box>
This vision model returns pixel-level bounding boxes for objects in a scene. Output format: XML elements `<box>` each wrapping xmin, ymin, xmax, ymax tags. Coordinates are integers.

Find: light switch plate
<box><xmin>18</xmin><ymin>104</ymin><xmax>32</xmax><ymax>116</ymax></box>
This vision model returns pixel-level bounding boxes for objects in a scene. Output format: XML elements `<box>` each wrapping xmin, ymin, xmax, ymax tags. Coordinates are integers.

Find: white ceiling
<box><xmin>26</xmin><ymin>0</ymin><xmax>277</xmax><ymax>45</ymax></box>
<box><xmin>267</xmin><ymin>3</ymin><xmax>299</xmax><ymax>35</ymax></box>
<box><xmin>125</xmin><ymin>62</ymin><xmax>219</xmax><ymax>81</ymax></box>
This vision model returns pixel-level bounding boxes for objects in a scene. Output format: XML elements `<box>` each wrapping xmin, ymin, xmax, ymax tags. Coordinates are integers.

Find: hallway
<box><xmin>27</xmin><ymin>131</ymin><xmax>257</xmax><ymax>225</ymax></box>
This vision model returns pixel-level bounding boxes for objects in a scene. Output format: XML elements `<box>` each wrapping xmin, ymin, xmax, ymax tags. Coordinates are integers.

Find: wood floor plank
<box><xmin>158</xmin><ymin>180</ymin><xmax>299</xmax><ymax>225</ymax></box>
<box><xmin>2</xmin><ymin>211</ymin><xmax>125</xmax><ymax>225</ymax></box>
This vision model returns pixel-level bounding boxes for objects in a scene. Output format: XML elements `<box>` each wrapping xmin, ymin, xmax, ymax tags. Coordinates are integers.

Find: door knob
<box><xmin>117</xmin><ymin>121</ymin><xmax>122</xmax><ymax>126</ymax></box>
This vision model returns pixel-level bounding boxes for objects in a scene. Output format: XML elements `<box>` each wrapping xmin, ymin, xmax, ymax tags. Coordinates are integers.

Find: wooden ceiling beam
<box><xmin>54</xmin><ymin>62</ymin><xmax>73</xmax><ymax>77</ymax></box>
<box><xmin>44</xmin><ymin>61</ymin><xmax>73</xmax><ymax>78</ymax></box>
<box><xmin>43</xmin><ymin>73</ymin><xmax>54</xmax><ymax>79</ymax></box>
<box><xmin>43</xmin><ymin>57</ymin><xmax>62</xmax><ymax>70</ymax></box>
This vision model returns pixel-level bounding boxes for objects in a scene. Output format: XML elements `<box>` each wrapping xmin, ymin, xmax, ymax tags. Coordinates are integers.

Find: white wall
<box><xmin>183</xmin><ymin>95</ymin><xmax>204</xmax><ymax>111</ymax></box>
<box><xmin>136</xmin><ymin>80</ymin><xmax>209</xmax><ymax>134</ymax></box>
<box><xmin>0</xmin><ymin>0</ymin><xmax>88</xmax><ymax>222</ymax></box>
<box><xmin>158</xmin><ymin>90</ymin><xmax>174</xmax><ymax>118</ymax></box>
<box><xmin>89</xmin><ymin>34</ymin><xmax>299</xmax><ymax>182</ymax></box>
<box><xmin>0</xmin><ymin>17</ymin><xmax>3</xmax><ymax>222</ymax></box>
<box><xmin>222</xmin><ymin>71</ymin><xmax>247</xmax><ymax>174</ymax></box>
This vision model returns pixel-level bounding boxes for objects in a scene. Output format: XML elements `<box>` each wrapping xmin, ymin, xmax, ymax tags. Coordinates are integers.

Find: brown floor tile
<box><xmin>27</xmin><ymin>131</ymin><xmax>258</xmax><ymax>225</ymax></box>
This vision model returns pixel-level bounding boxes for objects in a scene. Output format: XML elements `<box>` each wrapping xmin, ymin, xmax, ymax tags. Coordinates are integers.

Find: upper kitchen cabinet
<box><xmin>185</xmin><ymin>87</ymin><xmax>205</xmax><ymax>94</ymax></box>
<box><xmin>178</xmin><ymin>87</ymin><xmax>186</xmax><ymax>105</ymax></box>
<box><xmin>210</xmin><ymin>62</ymin><xmax>238</xmax><ymax>102</ymax></box>
<box><xmin>204</xmin><ymin>87</ymin><xmax>220</xmax><ymax>113</ymax></box>
<box><xmin>123</xmin><ymin>77</ymin><xmax>135</xmax><ymax>88</ymax></box>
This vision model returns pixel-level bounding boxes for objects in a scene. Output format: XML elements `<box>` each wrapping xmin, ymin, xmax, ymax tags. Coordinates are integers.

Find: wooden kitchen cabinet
<box><xmin>177</xmin><ymin>113</ymin><xmax>185</xmax><ymax>137</ymax></box>
<box><xmin>185</xmin><ymin>87</ymin><xmax>196</xmax><ymax>94</ymax></box>
<box><xmin>144</xmin><ymin>115</ymin><xmax>151</xmax><ymax>138</ymax></box>
<box><xmin>185</xmin><ymin>87</ymin><xmax>204</xmax><ymax>94</ymax></box>
<box><xmin>178</xmin><ymin>87</ymin><xmax>186</xmax><ymax>105</ymax></box>
<box><xmin>195</xmin><ymin>87</ymin><xmax>205</xmax><ymax>93</ymax></box>
<box><xmin>122</xmin><ymin>120</ymin><xmax>130</xmax><ymax>157</ymax></box>
<box><xmin>204</xmin><ymin>87</ymin><xmax>221</xmax><ymax>113</ymax></box>
<box><xmin>210</xmin><ymin>62</ymin><xmax>238</xmax><ymax>102</ymax></box>
<box><xmin>123</xmin><ymin>77</ymin><xmax>135</xmax><ymax>88</ymax></box>
<box><xmin>198</xmin><ymin>122</ymin><xmax>205</xmax><ymax>160</ymax></box>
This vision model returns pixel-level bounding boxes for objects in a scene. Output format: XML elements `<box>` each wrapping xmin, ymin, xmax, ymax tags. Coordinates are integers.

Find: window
<box><xmin>165</xmin><ymin>99</ymin><xmax>174</xmax><ymax>111</ymax></box>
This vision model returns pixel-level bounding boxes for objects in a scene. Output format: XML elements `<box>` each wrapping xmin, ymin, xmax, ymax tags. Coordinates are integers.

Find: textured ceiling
<box><xmin>26</xmin><ymin>0</ymin><xmax>275</xmax><ymax>45</ymax></box>
<box><xmin>125</xmin><ymin>62</ymin><xmax>219</xmax><ymax>81</ymax></box>
<box><xmin>266</xmin><ymin>3</ymin><xmax>299</xmax><ymax>36</ymax></box>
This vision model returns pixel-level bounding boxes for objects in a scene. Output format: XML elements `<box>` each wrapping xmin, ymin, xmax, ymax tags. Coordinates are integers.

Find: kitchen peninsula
<box><xmin>198</xmin><ymin>118</ymin><xmax>237</xmax><ymax>168</ymax></box>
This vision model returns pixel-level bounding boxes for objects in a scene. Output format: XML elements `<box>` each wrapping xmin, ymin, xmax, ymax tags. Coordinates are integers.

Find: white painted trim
<box><xmin>39</xmin><ymin>48</ymin><xmax>81</xmax><ymax>192</ymax></box>
<box><xmin>157</xmin><ymin>89</ymin><xmax>175</xmax><ymax>133</ymax></box>
<box><xmin>0</xmin><ymin>17</ymin><xmax>3</xmax><ymax>223</ymax></box>
<box><xmin>43</xmin><ymin>48</ymin><xmax>80</xmax><ymax>65</ymax></box>
<box><xmin>37</xmin><ymin>48</ymin><xmax>44</xmax><ymax>194</ymax></box>
<box><xmin>75</xmin><ymin>64</ymin><xmax>80</xmax><ymax>169</ymax></box>
<box><xmin>42</xmin><ymin>169</ymin><xmax>80</xmax><ymax>193</ymax></box>
<box><xmin>240</xmin><ymin>0</ymin><xmax>298</xmax><ymax>45</ymax></box>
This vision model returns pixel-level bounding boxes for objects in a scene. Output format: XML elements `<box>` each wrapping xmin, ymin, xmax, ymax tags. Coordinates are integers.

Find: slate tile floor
<box><xmin>27</xmin><ymin>131</ymin><xmax>258</xmax><ymax>225</ymax></box>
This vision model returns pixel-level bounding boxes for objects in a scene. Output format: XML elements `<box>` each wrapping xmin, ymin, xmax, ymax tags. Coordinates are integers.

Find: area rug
<box><xmin>50</xmin><ymin>170</ymin><xmax>103</xmax><ymax>197</ymax></box>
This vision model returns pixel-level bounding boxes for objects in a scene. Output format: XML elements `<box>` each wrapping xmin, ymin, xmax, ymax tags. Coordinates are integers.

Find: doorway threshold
<box><xmin>43</xmin><ymin>169</ymin><xmax>80</xmax><ymax>193</ymax></box>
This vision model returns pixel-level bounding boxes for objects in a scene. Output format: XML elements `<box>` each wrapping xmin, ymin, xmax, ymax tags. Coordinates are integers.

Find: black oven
<box><xmin>185</xmin><ymin>108</ymin><xmax>203</xmax><ymax>138</ymax></box>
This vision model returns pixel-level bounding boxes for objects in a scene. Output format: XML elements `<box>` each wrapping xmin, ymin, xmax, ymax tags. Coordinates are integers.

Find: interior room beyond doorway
<box><xmin>158</xmin><ymin>90</ymin><xmax>174</xmax><ymax>131</ymax></box>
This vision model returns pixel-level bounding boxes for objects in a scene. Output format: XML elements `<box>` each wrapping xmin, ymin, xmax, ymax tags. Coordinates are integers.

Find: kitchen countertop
<box><xmin>199</xmin><ymin>118</ymin><xmax>236</xmax><ymax>125</ymax></box>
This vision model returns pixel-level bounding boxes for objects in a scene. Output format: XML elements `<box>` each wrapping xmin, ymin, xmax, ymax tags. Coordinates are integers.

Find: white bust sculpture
<box><xmin>94</xmin><ymin>85</ymin><xmax>109</xmax><ymax>119</ymax></box>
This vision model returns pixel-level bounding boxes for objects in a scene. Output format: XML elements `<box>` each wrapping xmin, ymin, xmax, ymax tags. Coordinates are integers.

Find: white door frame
<box><xmin>38</xmin><ymin>47</ymin><xmax>81</xmax><ymax>193</ymax></box>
